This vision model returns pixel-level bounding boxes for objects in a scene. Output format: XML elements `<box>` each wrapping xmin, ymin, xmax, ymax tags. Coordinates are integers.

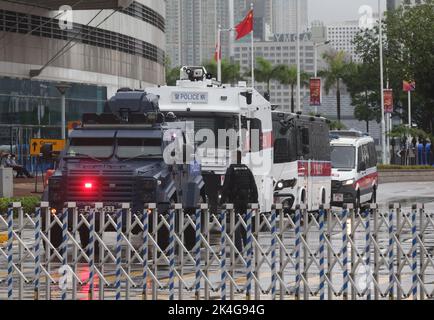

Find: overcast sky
<box><xmin>308</xmin><ymin>0</ymin><xmax>385</xmax><ymax>24</ymax></box>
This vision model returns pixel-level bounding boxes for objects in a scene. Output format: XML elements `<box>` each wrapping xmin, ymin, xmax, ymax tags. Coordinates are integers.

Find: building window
<box><xmin>0</xmin><ymin>9</ymin><xmax>165</xmax><ymax>65</ymax></box>
<box><xmin>120</xmin><ymin>2</ymin><xmax>165</xmax><ymax>32</ymax></box>
<box><xmin>0</xmin><ymin>77</ymin><xmax>107</xmax><ymax>127</ymax></box>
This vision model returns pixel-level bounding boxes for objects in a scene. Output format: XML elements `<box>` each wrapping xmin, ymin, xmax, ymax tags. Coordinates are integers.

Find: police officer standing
<box><xmin>220</xmin><ymin>150</ymin><xmax>258</xmax><ymax>253</ymax></box>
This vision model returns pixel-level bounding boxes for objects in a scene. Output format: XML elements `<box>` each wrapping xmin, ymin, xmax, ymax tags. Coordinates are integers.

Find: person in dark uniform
<box><xmin>220</xmin><ymin>150</ymin><xmax>258</xmax><ymax>254</ymax></box>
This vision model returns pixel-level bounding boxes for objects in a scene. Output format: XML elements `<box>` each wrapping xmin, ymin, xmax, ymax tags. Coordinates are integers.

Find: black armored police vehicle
<box><xmin>43</xmin><ymin>89</ymin><xmax>205</xmax><ymax>252</ymax></box>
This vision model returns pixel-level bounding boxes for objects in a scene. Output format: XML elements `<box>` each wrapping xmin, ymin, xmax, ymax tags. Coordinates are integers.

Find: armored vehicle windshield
<box><xmin>67</xmin><ymin>137</ymin><xmax>114</xmax><ymax>159</ymax></box>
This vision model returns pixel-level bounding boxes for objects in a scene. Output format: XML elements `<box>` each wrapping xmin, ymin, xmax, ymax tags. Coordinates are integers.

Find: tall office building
<box><xmin>387</xmin><ymin>0</ymin><xmax>426</xmax><ymax>10</ymax></box>
<box><xmin>387</xmin><ymin>0</ymin><xmax>401</xmax><ymax>10</ymax></box>
<box><xmin>233</xmin><ymin>35</ymin><xmax>317</xmax><ymax>111</ymax></box>
<box><xmin>326</xmin><ymin>20</ymin><xmax>363</xmax><ymax>63</ymax></box>
<box><xmin>233</xmin><ymin>0</ymin><xmax>273</xmax><ymax>41</ymax></box>
<box><xmin>166</xmin><ymin>0</ymin><xmax>230</xmax><ymax>68</ymax></box>
<box><xmin>272</xmin><ymin>0</ymin><xmax>308</xmax><ymax>35</ymax></box>
<box><xmin>166</xmin><ymin>0</ymin><xmax>277</xmax><ymax>67</ymax></box>
<box><xmin>0</xmin><ymin>0</ymin><xmax>165</xmax><ymax>127</ymax></box>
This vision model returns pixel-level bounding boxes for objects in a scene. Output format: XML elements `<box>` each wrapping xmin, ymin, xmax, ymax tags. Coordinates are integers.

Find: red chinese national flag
<box><xmin>235</xmin><ymin>9</ymin><xmax>254</xmax><ymax>40</ymax></box>
<box><xmin>403</xmin><ymin>80</ymin><xmax>415</xmax><ymax>92</ymax></box>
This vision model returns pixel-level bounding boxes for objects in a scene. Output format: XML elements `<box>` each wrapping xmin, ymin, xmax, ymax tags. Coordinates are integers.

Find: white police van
<box><xmin>330</xmin><ymin>130</ymin><xmax>378</xmax><ymax>208</ymax></box>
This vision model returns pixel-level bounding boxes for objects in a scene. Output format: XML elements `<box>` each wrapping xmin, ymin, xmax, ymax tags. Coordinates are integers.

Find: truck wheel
<box><xmin>355</xmin><ymin>191</ymin><xmax>361</xmax><ymax>210</ymax></box>
<box><xmin>182</xmin><ymin>213</ymin><xmax>196</xmax><ymax>251</ymax></box>
<box><xmin>47</xmin><ymin>224</ymin><xmax>63</xmax><ymax>258</ymax></box>
<box><xmin>41</xmin><ymin>212</ymin><xmax>62</xmax><ymax>259</ymax></box>
<box><xmin>156</xmin><ymin>223</ymin><xmax>170</xmax><ymax>253</ymax></box>
<box><xmin>183</xmin><ymin>195</ymin><xmax>205</xmax><ymax>251</ymax></box>
<box><xmin>78</xmin><ymin>220</ymin><xmax>100</xmax><ymax>260</ymax></box>
<box><xmin>370</xmin><ymin>187</ymin><xmax>377</xmax><ymax>203</ymax></box>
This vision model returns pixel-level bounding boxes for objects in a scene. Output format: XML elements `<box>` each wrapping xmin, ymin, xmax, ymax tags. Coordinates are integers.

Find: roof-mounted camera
<box><xmin>180</xmin><ymin>66</ymin><xmax>211</xmax><ymax>82</ymax></box>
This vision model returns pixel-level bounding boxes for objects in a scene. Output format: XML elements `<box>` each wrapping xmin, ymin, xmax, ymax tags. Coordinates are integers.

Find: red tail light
<box><xmin>84</xmin><ymin>182</ymin><xmax>93</xmax><ymax>190</ymax></box>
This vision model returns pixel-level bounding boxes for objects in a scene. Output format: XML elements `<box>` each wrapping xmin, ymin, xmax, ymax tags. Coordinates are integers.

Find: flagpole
<box><xmin>386</xmin><ymin>78</ymin><xmax>390</xmax><ymax>162</ymax></box>
<box><xmin>217</xmin><ymin>24</ymin><xmax>222</xmax><ymax>83</ymax></box>
<box><xmin>296</xmin><ymin>0</ymin><xmax>301</xmax><ymax>113</ymax></box>
<box><xmin>408</xmin><ymin>90</ymin><xmax>411</xmax><ymax>127</ymax></box>
<box><xmin>379</xmin><ymin>0</ymin><xmax>387</xmax><ymax>164</ymax></box>
<box><xmin>250</xmin><ymin>2</ymin><xmax>255</xmax><ymax>88</ymax></box>
<box><xmin>228</xmin><ymin>0</ymin><xmax>235</xmax><ymax>61</ymax></box>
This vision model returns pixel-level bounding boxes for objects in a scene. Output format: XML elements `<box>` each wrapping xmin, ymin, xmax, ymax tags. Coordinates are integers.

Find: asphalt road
<box><xmin>377</xmin><ymin>181</ymin><xmax>434</xmax><ymax>210</ymax></box>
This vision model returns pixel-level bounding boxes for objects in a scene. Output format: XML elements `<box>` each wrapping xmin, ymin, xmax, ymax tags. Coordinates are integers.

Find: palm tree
<box><xmin>275</xmin><ymin>65</ymin><xmax>310</xmax><ymax>113</ymax></box>
<box><xmin>203</xmin><ymin>59</ymin><xmax>243</xmax><ymax>85</ymax></box>
<box><xmin>319</xmin><ymin>50</ymin><xmax>352</xmax><ymax>122</ymax></box>
<box><xmin>251</xmin><ymin>57</ymin><xmax>282</xmax><ymax>97</ymax></box>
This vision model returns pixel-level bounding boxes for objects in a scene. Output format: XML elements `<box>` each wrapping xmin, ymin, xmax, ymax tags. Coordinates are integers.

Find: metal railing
<box><xmin>0</xmin><ymin>202</ymin><xmax>433</xmax><ymax>300</ymax></box>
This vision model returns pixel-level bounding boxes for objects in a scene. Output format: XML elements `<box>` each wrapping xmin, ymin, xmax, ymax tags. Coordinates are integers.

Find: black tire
<box><xmin>183</xmin><ymin>194</ymin><xmax>205</xmax><ymax>251</ymax></box>
<box><xmin>77</xmin><ymin>217</ymin><xmax>101</xmax><ymax>261</ymax></box>
<box><xmin>182</xmin><ymin>213</ymin><xmax>196</xmax><ymax>251</ymax></box>
<box><xmin>355</xmin><ymin>191</ymin><xmax>361</xmax><ymax>210</ymax></box>
<box><xmin>156</xmin><ymin>222</ymin><xmax>170</xmax><ymax>253</ymax></box>
<box><xmin>41</xmin><ymin>211</ymin><xmax>62</xmax><ymax>255</ymax></box>
<box><xmin>370</xmin><ymin>187</ymin><xmax>377</xmax><ymax>204</ymax></box>
<box><xmin>47</xmin><ymin>223</ymin><xmax>63</xmax><ymax>254</ymax></box>
<box><xmin>301</xmin><ymin>190</ymin><xmax>306</xmax><ymax>205</ymax></box>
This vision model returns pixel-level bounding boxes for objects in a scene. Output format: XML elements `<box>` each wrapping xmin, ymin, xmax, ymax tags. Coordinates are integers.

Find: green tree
<box><xmin>344</xmin><ymin>63</ymin><xmax>381</xmax><ymax>133</ymax></box>
<box><xmin>319</xmin><ymin>50</ymin><xmax>352</xmax><ymax>123</ymax></box>
<box><xmin>354</xmin><ymin>1</ymin><xmax>434</xmax><ymax>132</ymax></box>
<box><xmin>203</xmin><ymin>59</ymin><xmax>244</xmax><ymax>84</ymax></box>
<box><xmin>251</xmin><ymin>57</ymin><xmax>282</xmax><ymax>95</ymax></box>
<box><xmin>329</xmin><ymin>121</ymin><xmax>348</xmax><ymax>130</ymax></box>
<box><xmin>353</xmin><ymin>92</ymin><xmax>381</xmax><ymax>133</ymax></box>
<box><xmin>275</xmin><ymin>65</ymin><xmax>310</xmax><ymax>113</ymax></box>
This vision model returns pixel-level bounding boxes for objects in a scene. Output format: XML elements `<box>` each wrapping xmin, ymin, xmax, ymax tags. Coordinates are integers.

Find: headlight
<box><xmin>343</xmin><ymin>179</ymin><xmax>355</xmax><ymax>186</ymax></box>
<box><xmin>275</xmin><ymin>179</ymin><xmax>297</xmax><ymax>191</ymax></box>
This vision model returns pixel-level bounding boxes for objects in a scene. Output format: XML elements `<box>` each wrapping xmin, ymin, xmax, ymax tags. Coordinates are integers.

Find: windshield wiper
<box><xmin>121</xmin><ymin>153</ymin><xmax>162</xmax><ymax>162</ymax></box>
<box><xmin>65</xmin><ymin>152</ymin><xmax>103</xmax><ymax>162</ymax></box>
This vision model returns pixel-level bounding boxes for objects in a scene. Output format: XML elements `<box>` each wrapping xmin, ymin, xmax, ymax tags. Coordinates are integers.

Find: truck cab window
<box><xmin>67</xmin><ymin>138</ymin><xmax>114</xmax><ymax>158</ymax></box>
<box><xmin>331</xmin><ymin>145</ymin><xmax>355</xmax><ymax>169</ymax></box>
<box><xmin>116</xmin><ymin>138</ymin><xmax>163</xmax><ymax>159</ymax></box>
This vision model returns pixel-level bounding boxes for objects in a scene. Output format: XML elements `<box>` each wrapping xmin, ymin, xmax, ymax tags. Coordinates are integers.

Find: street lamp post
<box><xmin>296</xmin><ymin>0</ymin><xmax>301</xmax><ymax>112</ymax></box>
<box><xmin>55</xmin><ymin>83</ymin><xmax>71</xmax><ymax>140</ymax></box>
<box><xmin>313</xmin><ymin>41</ymin><xmax>330</xmax><ymax>114</ymax></box>
<box><xmin>378</xmin><ymin>0</ymin><xmax>387</xmax><ymax>164</ymax></box>
<box><xmin>216</xmin><ymin>25</ymin><xmax>234</xmax><ymax>83</ymax></box>
<box><xmin>313</xmin><ymin>41</ymin><xmax>330</xmax><ymax>77</ymax></box>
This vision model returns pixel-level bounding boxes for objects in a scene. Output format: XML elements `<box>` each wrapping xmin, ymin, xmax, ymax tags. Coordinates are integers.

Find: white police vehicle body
<box><xmin>330</xmin><ymin>130</ymin><xmax>378</xmax><ymax>208</ymax></box>
<box><xmin>147</xmin><ymin>66</ymin><xmax>331</xmax><ymax>212</ymax></box>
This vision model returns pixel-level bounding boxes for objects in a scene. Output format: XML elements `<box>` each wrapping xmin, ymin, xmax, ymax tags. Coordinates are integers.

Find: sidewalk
<box><xmin>13</xmin><ymin>177</ymin><xmax>44</xmax><ymax>197</ymax></box>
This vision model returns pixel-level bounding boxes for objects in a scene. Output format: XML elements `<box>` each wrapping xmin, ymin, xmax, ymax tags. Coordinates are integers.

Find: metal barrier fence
<box><xmin>1</xmin><ymin>202</ymin><xmax>434</xmax><ymax>300</ymax></box>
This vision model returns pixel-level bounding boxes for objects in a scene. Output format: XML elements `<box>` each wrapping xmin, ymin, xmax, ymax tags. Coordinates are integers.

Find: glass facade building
<box><xmin>0</xmin><ymin>0</ymin><xmax>165</xmax><ymax>169</ymax></box>
<box><xmin>0</xmin><ymin>77</ymin><xmax>106</xmax><ymax>126</ymax></box>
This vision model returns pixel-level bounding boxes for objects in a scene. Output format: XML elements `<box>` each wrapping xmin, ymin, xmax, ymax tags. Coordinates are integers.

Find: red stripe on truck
<box><xmin>298</xmin><ymin>161</ymin><xmax>332</xmax><ymax>177</ymax></box>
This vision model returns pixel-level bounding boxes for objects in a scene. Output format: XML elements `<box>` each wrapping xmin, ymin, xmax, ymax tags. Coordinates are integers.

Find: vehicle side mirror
<box><xmin>358</xmin><ymin>161</ymin><xmax>366</xmax><ymax>172</ymax></box>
